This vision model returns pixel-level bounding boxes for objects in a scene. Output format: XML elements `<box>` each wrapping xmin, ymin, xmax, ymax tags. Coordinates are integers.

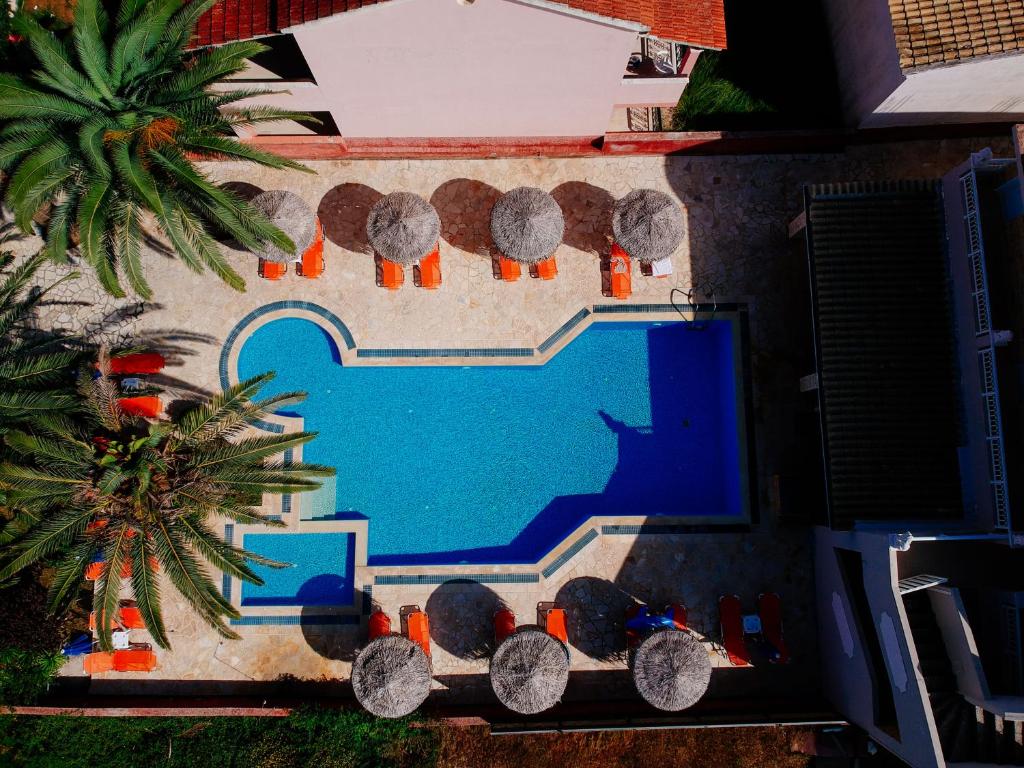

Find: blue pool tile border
<box><xmin>356</xmin><ymin>347</ymin><xmax>534</xmax><ymax>359</ymax></box>
<box><xmin>253</xmin><ymin>419</ymin><xmax>284</xmax><ymax>434</ymax></box>
<box><xmin>281</xmin><ymin>449</ymin><xmax>293</xmax><ymax>517</ymax></box>
<box><xmin>219</xmin><ymin>300</ymin><xmax>357</xmax><ymax>390</ymax></box>
<box><xmin>592</xmin><ymin>303</ymin><xmax>681</xmax><ymax>314</ymax></box>
<box><xmin>538</xmin><ymin>308</ymin><xmax>591</xmax><ymax>354</ymax></box>
<box><xmin>601</xmin><ymin>523</ymin><xmax>750</xmax><ymax>535</ymax></box>
<box><xmin>230</xmin><ymin>614</ymin><xmax>361</xmax><ymax>627</ymax></box>
<box><xmin>541</xmin><ymin>528</ymin><xmax>599</xmax><ymax>578</ymax></box>
<box><xmin>222</xmin><ymin>524</ymin><xmax>234</xmax><ymax>599</ymax></box>
<box><xmin>361</xmin><ymin>584</ymin><xmax>373</xmax><ymax>615</ymax></box>
<box><xmin>374</xmin><ymin>573</ymin><xmax>539</xmax><ymax>586</ymax></box>
<box><xmin>591</xmin><ymin>302</ymin><xmax>743</xmax><ymax>315</ymax></box>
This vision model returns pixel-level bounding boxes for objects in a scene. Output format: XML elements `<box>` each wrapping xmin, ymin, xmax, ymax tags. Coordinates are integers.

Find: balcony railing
<box><xmin>625</xmin><ymin>36</ymin><xmax>696</xmax><ymax>79</ymax></box>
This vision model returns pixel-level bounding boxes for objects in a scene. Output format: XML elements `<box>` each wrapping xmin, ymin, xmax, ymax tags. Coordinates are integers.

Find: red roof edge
<box><xmin>192</xmin><ymin>0</ymin><xmax>726</xmax><ymax>50</ymax></box>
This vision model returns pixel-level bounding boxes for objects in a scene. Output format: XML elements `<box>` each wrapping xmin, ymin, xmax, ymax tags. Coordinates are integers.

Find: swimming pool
<box><xmin>236</xmin><ymin>316</ymin><xmax>747</xmax><ymax>568</ymax></box>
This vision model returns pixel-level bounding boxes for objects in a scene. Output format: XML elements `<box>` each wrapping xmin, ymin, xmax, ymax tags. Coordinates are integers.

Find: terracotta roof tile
<box><xmin>888</xmin><ymin>0</ymin><xmax>1023</xmax><ymax>69</ymax></box>
<box><xmin>191</xmin><ymin>0</ymin><xmax>726</xmax><ymax>49</ymax></box>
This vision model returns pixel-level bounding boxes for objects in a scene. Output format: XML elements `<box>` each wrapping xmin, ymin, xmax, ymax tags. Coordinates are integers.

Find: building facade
<box><xmin>194</xmin><ymin>0</ymin><xmax>726</xmax><ymax>142</ymax></box>
<box><xmin>792</xmin><ymin>135</ymin><xmax>1024</xmax><ymax>766</ymax></box>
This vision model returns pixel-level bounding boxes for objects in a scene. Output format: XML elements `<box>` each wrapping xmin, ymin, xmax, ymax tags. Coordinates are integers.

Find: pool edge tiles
<box><xmin>220</xmin><ymin>301</ymin><xmax>743</xmax><ymax>385</ymax></box>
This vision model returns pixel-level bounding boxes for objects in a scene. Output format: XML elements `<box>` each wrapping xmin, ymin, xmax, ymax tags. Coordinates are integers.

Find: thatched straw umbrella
<box><xmin>612</xmin><ymin>189</ymin><xmax>685</xmax><ymax>263</ymax></box>
<box><xmin>631</xmin><ymin>629</ymin><xmax>711</xmax><ymax>711</ymax></box>
<box><xmin>366</xmin><ymin>192</ymin><xmax>441</xmax><ymax>265</ymax></box>
<box><xmin>490</xmin><ymin>187</ymin><xmax>565</xmax><ymax>264</ymax></box>
<box><xmin>250</xmin><ymin>190</ymin><xmax>317</xmax><ymax>263</ymax></box>
<box><xmin>490</xmin><ymin>628</ymin><xmax>570</xmax><ymax>714</ymax></box>
<box><xmin>352</xmin><ymin>634</ymin><xmax>432</xmax><ymax>718</ymax></box>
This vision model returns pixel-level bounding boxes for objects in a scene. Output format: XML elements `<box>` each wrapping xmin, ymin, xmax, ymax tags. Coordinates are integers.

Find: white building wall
<box><xmin>814</xmin><ymin>528</ymin><xmax>945</xmax><ymax>768</ymax></box>
<box><xmin>284</xmin><ymin>0</ymin><xmax>652</xmax><ymax>138</ymax></box>
<box><xmin>820</xmin><ymin>0</ymin><xmax>905</xmax><ymax>127</ymax></box>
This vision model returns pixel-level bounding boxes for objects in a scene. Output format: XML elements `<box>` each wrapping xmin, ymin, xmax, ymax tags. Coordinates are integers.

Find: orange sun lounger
<box><xmin>258</xmin><ymin>258</ymin><xmax>287</xmax><ymax>280</ymax></box>
<box><xmin>404</xmin><ymin>609</ymin><xmax>432</xmax><ymax>658</ymax></box>
<box><xmin>119</xmin><ymin>396</ymin><xmax>161</xmax><ymax>419</ymax></box>
<box><xmin>368</xmin><ymin>610</ymin><xmax>392</xmax><ymax>640</ymax></box>
<box><xmin>84</xmin><ymin>651</ymin><xmax>114</xmax><ymax>675</ymax></box>
<box><xmin>84</xmin><ymin>648</ymin><xmax>156</xmax><ymax>674</ymax></box>
<box><xmin>90</xmin><ymin>606</ymin><xmax>145</xmax><ymax>632</ymax></box>
<box><xmin>109</xmin><ymin>353</ymin><xmax>165</xmax><ymax>375</ymax></box>
<box><xmin>532</xmin><ymin>256</ymin><xmax>558</xmax><ymax>281</ymax></box>
<box><xmin>415</xmin><ymin>246</ymin><xmax>441</xmax><ymax>290</ymax></box>
<box><xmin>85</xmin><ymin>561</ymin><xmax>105</xmax><ymax>581</ymax></box>
<box><xmin>112</xmin><ymin>648</ymin><xmax>157</xmax><ymax>672</ymax></box>
<box><xmin>379</xmin><ymin>258</ymin><xmax>404</xmax><ymax>290</ymax></box>
<box><xmin>494</xmin><ymin>608</ymin><xmax>517</xmax><ymax>644</ymax></box>
<box><xmin>542</xmin><ymin>607</ymin><xmax>568</xmax><ymax>644</ymax></box>
<box><xmin>719</xmin><ymin>595</ymin><xmax>751</xmax><ymax>667</ymax></box>
<box><xmin>498</xmin><ymin>256</ymin><xmax>521</xmax><ymax>282</ymax></box>
<box><xmin>297</xmin><ymin>218</ymin><xmax>324</xmax><ymax>279</ymax></box>
<box><xmin>758</xmin><ymin>593</ymin><xmax>790</xmax><ymax>664</ymax></box>
<box><xmin>85</xmin><ymin>556</ymin><xmax>159</xmax><ymax>582</ymax></box>
<box><xmin>609</xmin><ymin>244</ymin><xmax>632</xmax><ymax>300</ymax></box>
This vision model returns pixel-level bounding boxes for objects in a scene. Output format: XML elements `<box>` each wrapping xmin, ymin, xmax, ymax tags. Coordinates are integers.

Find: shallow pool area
<box><xmin>240</xmin><ymin>532</ymin><xmax>355</xmax><ymax>607</ymax></box>
<box><xmin>236</xmin><ymin>314</ymin><xmax>748</xmax><ymax>573</ymax></box>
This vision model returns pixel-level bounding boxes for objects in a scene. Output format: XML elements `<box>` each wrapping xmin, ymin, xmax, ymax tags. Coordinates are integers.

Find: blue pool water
<box><xmin>237</xmin><ymin>317</ymin><xmax>745</xmax><ymax>568</ymax></box>
<box><xmin>241</xmin><ymin>532</ymin><xmax>355</xmax><ymax>607</ymax></box>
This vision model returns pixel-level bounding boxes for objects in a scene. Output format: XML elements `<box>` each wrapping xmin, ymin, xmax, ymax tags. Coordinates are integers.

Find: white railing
<box><xmin>626</xmin><ymin>106</ymin><xmax>662</xmax><ymax>132</ymax></box>
<box><xmin>627</xmin><ymin>36</ymin><xmax>691</xmax><ymax>78</ymax></box>
<box><xmin>960</xmin><ymin>170</ymin><xmax>1011</xmax><ymax>530</ymax></box>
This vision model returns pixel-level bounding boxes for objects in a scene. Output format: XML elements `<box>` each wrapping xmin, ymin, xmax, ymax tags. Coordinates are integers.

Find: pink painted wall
<box><xmin>288</xmin><ymin>0</ymin><xmax>645</xmax><ymax>138</ymax></box>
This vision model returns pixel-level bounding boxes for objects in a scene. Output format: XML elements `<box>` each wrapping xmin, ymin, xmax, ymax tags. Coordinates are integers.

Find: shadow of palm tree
<box><xmin>555</xmin><ymin>576</ymin><xmax>639</xmax><ymax>663</ymax></box>
<box><xmin>129</xmin><ymin>327</ymin><xmax>219</xmax><ymax>401</ymax></box>
<box><xmin>425</xmin><ymin>579</ymin><xmax>506</xmax><ymax>660</ymax></box>
<box><xmin>429</xmin><ymin>178</ymin><xmax>502</xmax><ymax>258</ymax></box>
<box><xmin>550</xmin><ymin>181</ymin><xmax>615</xmax><ymax>256</ymax></box>
<box><xmin>318</xmin><ymin>183</ymin><xmax>383</xmax><ymax>254</ymax></box>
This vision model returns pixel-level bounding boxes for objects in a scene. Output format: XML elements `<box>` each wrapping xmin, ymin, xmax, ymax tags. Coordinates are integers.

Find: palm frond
<box><xmin>131</xmin><ymin>530</ymin><xmax>170</xmax><ymax>648</ymax></box>
<box><xmin>72</xmin><ymin>0</ymin><xmax>116</xmax><ymax>102</ymax></box>
<box><xmin>93</xmin><ymin>523</ymin><xmax>133</xmax><ymax>651</ymax></box>
<box><xmin>46</xmin><ymin>541</ymin><xmax>95</xmax><ymax>615</ymax></box>
<box><xmin>0</xmin><ymin>507</ymin><xmax>93</xmax><ymax>582</ymax></box>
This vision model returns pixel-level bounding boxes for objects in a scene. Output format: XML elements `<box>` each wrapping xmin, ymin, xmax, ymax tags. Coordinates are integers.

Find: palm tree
<box><xmin>0</xmin><ymin>232</ymin><xmax>82</xmax><ymax>437</ymax></box>
<box><xmin>0</xmin><ymin>365</ymin><xmax>333</xmax><ymax>651</ymax></box>
<box><xmin>0</xmin><ymin>0</ymin><xmax>314</xmax><ymax>300</ymax></box>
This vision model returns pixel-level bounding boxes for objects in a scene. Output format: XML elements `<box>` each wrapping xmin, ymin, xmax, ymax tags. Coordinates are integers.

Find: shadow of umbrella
<box><xmin>554</xmin><ymin>576</ymin><xmax>640</xmax><ymax>662</ymax></box>
<box><xmin>424</xmin><ymin>579</ymin><xmax>506</xmax><ymax>660</ymax></box>
<box><xmin>429</xmin><ymin>178</ymin><xmax>503</xmax><ymax>258</ymax></box>
<box><xmin>214</xmin><ymin>182</ymin><xmax>264</xmax><ymax>250</ymax></box>
<box><xmin>550</xmin><ymin>181</ymin><xmax>615</xmax><ymax>256</ymax></box>
<box><xmin>318</xmin><ymin>183</ymin><xmax>384</xmax><ymax>253</ymax></box>
<box><xmin>299</xmin><ymin>580</ymin><xmax>367</xmax><ymax>662</ymax></box>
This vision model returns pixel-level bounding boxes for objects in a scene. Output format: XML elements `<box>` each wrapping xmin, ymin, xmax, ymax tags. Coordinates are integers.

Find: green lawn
<box><xmin>0</xmin><ymin>709</ymin><xmax>435</xmax><ymax>768</ymax></box>
<box><xmin>0</xmin><ymin>712</ymin><xmax>815</xmax><ymax>768</ymax></box>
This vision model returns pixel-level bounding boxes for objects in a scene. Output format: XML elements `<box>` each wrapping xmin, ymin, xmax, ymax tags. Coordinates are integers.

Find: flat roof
<box><xmin>804</xmin><ymin>180</ymin><xmax>965</xmax><ymax>527</ymax></box>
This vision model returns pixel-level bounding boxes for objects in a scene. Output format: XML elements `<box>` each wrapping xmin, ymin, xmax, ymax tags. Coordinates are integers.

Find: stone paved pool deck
<box><xmin>37</xmin><ymin>134</ymin><xmax>1011</xmax><ymax>710</ymax></box>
